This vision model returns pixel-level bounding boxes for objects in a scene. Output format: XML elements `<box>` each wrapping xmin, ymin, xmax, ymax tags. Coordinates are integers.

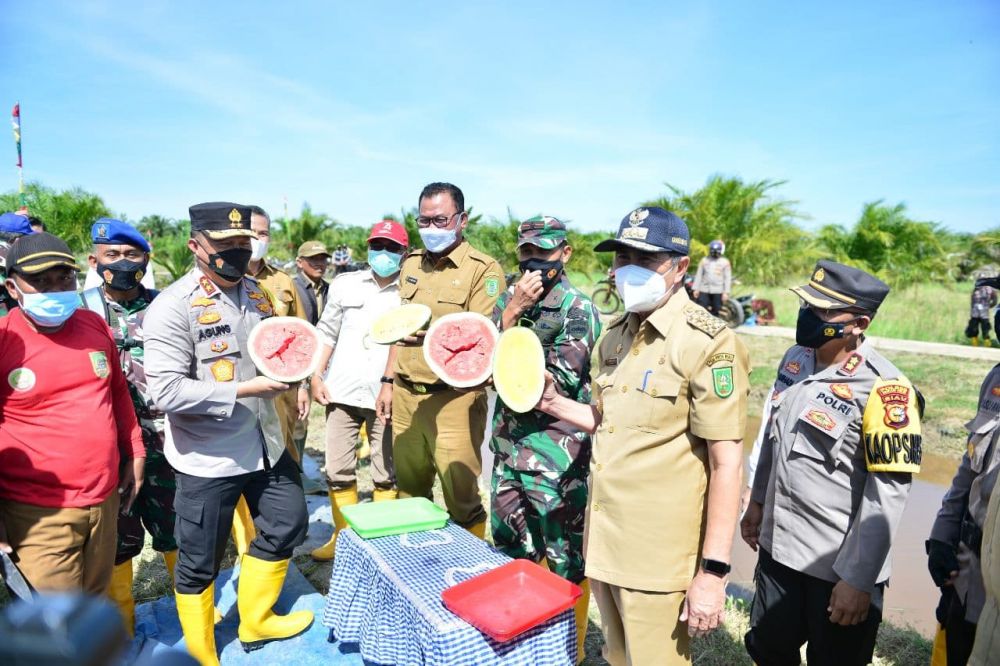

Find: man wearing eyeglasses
<box><xmin>375</xmin><ymin>182</ymin><xmax>504</xmax><ymax>538</ymax></box>
<box><xmin>741</xmin><ymin>260</ymin><xmax>921</xmax><ymax>666</ymax></box>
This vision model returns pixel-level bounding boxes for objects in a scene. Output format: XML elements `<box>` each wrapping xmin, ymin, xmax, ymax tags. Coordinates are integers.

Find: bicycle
<box><xmin>591</xmin><ymin>272</ymin><xmax>622</xmax><ymax>315</ymax></box>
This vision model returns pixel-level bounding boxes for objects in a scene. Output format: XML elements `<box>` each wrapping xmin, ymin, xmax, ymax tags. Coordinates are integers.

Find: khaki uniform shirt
<box><xmin>395</xmin><ymin>241</ymin><xmax>505</xmax><ymax>386</ymax></box>
<box><xmin>585</xmin><ymin>290</ymin><xmax>750</xmax><ymax>592</ymax></box>
<box><xmin>144</xmin><ymin>268</ymin><xmax>285</xmax><ymax>478</ymax></box>
<box><xmin>930</xmin><ymin>364</ymin><xmax>1000</xmax><ymax>622</ymax></box>
<box><xmin>250</xmin><ymin>261</ymin><xmax>302</xmax><ymax>318</ymax></box>
<box><xmin>751</xmin><ymin>340</ymin><xmax>920</xmax><ymax>593</ymax></box>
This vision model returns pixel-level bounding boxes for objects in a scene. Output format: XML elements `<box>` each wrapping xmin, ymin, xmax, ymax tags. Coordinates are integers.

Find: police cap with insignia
<box><xmin>0</xmin><ymin>212</ymin><xmax>34</xmax><ymax>236</ymax></box>
<box><xmin>189</xmin><ymin>202</ymin><xmax>257</xmax><ymax>239</ymax></box>
<box><xmin>593</xmin><ymin>206</ymin><xmax>690</xmax><ymax>255</ymax></box>
<box><xmin>517</xmin><ymin>215</ymin><xmax>568</xmax><ymax>250</ymax></box>
<box><xmin>6</xmin><ymin>232</ymin><xmax>80</xmax><ymax>275</ymax></box>
<box><xmin>791</xmin><ymin>259</ymin><xmax>890</xmax><ymax>313</ymax></box>
<box><xmin>91</xmin><ymin>217</ymin><xmax>151</xmax><ymax>252</ymax></box>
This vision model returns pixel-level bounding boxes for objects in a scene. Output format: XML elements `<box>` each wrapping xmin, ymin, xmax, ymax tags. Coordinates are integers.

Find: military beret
<box><xmin>593</xmin><ymin>207</ymin><xmax>690</xmax><ymax>256</ymax></box>
<box><xmin>91</xmin><ymin>218</ymin><xmax>150</xmax><ymax>252</ymax></box>
<box><xmin>0</xmin><ymin>212</ymin><xmax>33</xmax><ymax>236</ymax></box>
<box><xmin>189</xmin><ymin>202</ymin><xmax>256</xmax><ymax>239</ymax></box>
<box><xmin>791</xmin><ymin>260</ymin><xmax>890</xmax><ymax>313</ymax></box>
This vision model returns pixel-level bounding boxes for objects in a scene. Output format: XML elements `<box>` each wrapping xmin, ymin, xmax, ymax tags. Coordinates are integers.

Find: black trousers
<box><xmin>173</xmin><ymin>452</ymin><xmax>308</xmax><ymax>593</ymax></box>
<box><xmin>965</xmin><ymin>317</ymin><xmax>990</xmax><ymax>339</ymax></box>
<box><xmin>744</xmin><ymin>549</ymin><xmax>884</xmax><ymax>666</ymax></box>
<box><xmin>938</xmin><ymin>587</ymin><xmax>977</xmax><ymax>666</ymax></box>
<box><xmin>698</xmin><ymin>292</ymin><xmax>723</xmax><ymax>316</ymax></box>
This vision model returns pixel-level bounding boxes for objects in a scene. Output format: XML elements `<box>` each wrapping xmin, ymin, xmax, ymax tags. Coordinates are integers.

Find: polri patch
<box><xmin>707</xmin><ymin>352</ymin><xmax>735</xmax><ymax>366</ymax></box>
<box><xmin>712</xmin><ymin>366</ymin><xmax>734</xmax><ymax>398</ymax></box>
<box><xmin>89</xmin><ymin>351</ymin><xmax>110</xmax><ymax>379</ymax></box>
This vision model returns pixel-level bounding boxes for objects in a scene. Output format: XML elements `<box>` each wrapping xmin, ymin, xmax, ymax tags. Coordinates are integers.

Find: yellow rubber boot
<box><xmin>310</xmin><ymin>485</ymin><xmax>358</xmax><ymax>561</ymax></box>
<box><xmin>176</xmin><ymin>584</ymin><xmax>220</xmax><ymax>666</ymax></box>
<box><xmin>108</xmin><ymin>560</ymin><xmax>135</xmax><ymax>638</ymax></box>
<box><xmin>231</xmin><ymin>496</ymin><xmax>256</xmax><ymax>556</ymax></box>
<box><xmin>372</xmin><ymin>487</ymin><xmax>398</xmax><ymax>502</ymax></box>
<box><xmin>357</xmin><ymin>423</ymin><xmax>370</xmax><ymax>460</ymax></box>
<box><xmin>973</xmin><ymin>336</ymin><xmax>981</xmax><ymax>347</ymax></box>
<box><xmin>237</xmin><ymin>555</ymin><xmax>314</xmax><ymax>652</ymax></box>
<box><xmin>465</xmin><ymin>521</ymin><xmax>486</xmax><ymax>539</ymax></box>
<box><xmin>987</xmin><ymin>338</ymin><xmax>994</xmax><ymax>348</ymax></box>
<box><xmin>573</xmin><ymin>579</ymin><xmax>591</xmax><ymax>664</ymax></box>
<box><xmin>165</xmin><ymin>550</ymin><xmax>222</xmax><ymax>623</ymax></box>
<box><xmin>931</xmin><ymin>624</ymin><xmax>947</xmax><ymax>666</ymax></box>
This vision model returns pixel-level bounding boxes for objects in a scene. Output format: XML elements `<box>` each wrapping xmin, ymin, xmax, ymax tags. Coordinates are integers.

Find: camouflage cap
<box><xmin>517</xmin><ymin>215</ymin><xmax>567</xmax><ymax>250</ymax></box>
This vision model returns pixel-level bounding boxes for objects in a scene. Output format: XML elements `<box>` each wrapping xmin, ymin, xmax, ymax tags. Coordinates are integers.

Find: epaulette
<box><xmin>683</xmin><ymin>305</ymin><xmax>727</xmax><ymax>337</ymax></box>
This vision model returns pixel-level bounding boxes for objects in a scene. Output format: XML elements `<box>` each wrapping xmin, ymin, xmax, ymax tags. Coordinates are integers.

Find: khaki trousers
<box><xmin>592</xmin><ymin>579</ymin><xmax>690</xmax><ymax>665</ymax></box>
<box><xmin>391</xmin><ymin>386</ymin><xmax>487</xmax><ymax>527</ymax></box>
<box><xmin>0</xmin><ymin>492</ymin><xmax>119</xmax><ymax>595</ymax></box>
<box><xmin>325</xmin><ymin>403</ymin><xmax>393</xmax><ymax>488</ymax></box>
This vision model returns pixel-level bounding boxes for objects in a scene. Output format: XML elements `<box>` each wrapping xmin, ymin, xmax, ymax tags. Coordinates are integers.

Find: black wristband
<box><xmin>380</xmin><ymin>376</ymin><xmax>395</xmax><ymax>384</ymax></box>
<box><xmin>701</xmin><ymin>558</ymin><xmax>731</xmax><ymax>577</ymax></box>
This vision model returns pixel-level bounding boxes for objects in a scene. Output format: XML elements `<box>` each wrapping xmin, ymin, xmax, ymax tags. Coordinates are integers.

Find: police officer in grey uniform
<box><xmin>144</xmin><ymin>203</ymin><xmax>310</xmax><ymax>666</ymax></box>
<box><xmin>928</xmin><ymin>286</ymin><xmax>1000</xmax><ymax>664</ymax></box>
<box><xmin>741</xmin><ymin>260</ymin><xmax>922</xmax><ymax>666</ymax></box>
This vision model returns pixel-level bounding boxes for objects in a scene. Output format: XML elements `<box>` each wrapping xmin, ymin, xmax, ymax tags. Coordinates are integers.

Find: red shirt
<box><xmin>0</xmin><ymin>308</ymin><xmax>145</xmax><ymax>508</ymax></box>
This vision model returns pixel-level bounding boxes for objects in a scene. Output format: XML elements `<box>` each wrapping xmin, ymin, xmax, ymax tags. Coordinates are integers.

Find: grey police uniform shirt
<box><xmin>143</xmin><ymin>268</ymin><xmax>285</xmax><ymax>478</ymax></box>
<box><xmin>751</xmin><ymin>340</ymin><xmax>917</xmax><ymax>593</ymax></box>
<box><xmin>693</xmin><ymin>255</ymin><xmax>732</xmax><ymax>294</ymax></box>
<box><xmin>930</xmin><ymin>363</ymin><xmax>1000</xmax><ymax>622</ymax></box>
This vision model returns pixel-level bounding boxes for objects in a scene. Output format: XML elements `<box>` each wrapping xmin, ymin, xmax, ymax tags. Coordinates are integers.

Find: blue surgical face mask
<box><xmin>17</xmin><ymin>287</ymin><xmax>80</xmax><ymax>328</ymax></box>
<box><xmin>418</xmin><ymin>227</ymin><xmax>458</xmax><ymax>254</ymax></box>
<box><xmin>368</xmin><ymin>249</ymin><xmax>403</xmax><ymax>277</ymax></box>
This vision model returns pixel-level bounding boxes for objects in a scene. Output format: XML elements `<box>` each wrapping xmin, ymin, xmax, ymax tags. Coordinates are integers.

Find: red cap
<box><xmin>368</xmin><ymin>219</ymin><xmax>409</xmax><ymax>247</ymax></box>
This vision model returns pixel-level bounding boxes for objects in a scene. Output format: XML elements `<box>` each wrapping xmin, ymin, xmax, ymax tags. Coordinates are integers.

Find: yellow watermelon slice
<box><xmin>492</xmin><ymin>327</ymin><xmax>545</xmax><ymax>413</ymax></box>
<box><xmin>369</xmin><ymin>303</ymin><xmax>433</xmax><ymax>344</ymax></box>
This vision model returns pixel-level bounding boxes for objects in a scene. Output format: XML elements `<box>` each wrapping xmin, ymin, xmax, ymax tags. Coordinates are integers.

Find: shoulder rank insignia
<box><xmin>830</xmin><ymin>383</ymin><xmax>853</xmax><ymax>400</ymax></box>
<box><xmin>861</xmin><ymin>377</ymin><xmax>921</xmax><ymax>473</ymax></box>
<box><xmin>684</xmin><ymin>306</ymin><xmax>726</xmax><ymax>337</ymax></box>
<box><xmin>210</xmin><ymin>340</ymin><xmax>228</xmax><ymax>353</ymax></box>
<box><xmin>198</xmin><ymin>275</ymin><xmax>217</xmax><ymax>296</ymax></box>
<box><xmin>191</xmin><ymin>297</ymin><xmax>215</xmax><ymax>308</ymax></box>
<box><xmin>210</xmin><ymin>359</ymin><xmax>235</xmax><ymax>382</ymax></box>
<box><xmin>198</xmin><ymin>311</ymin><xmax>222</xmax><ymax>325</ymax></box>
<box><xmin>248</xmin><ymin>291</ymin><xmax>266</xmax><ymax>301</ymax></box>
<box><xmin>256</xmin><ymin>302</ymin><xmax>273</xmax><ymax>315</ymax></box>
<box><xmin>838</xmin><ymin>352</ymin><xmax>863</xmax><ymax>376</ymax></box>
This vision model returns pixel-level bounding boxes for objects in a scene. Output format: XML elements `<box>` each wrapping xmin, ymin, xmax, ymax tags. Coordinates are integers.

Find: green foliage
<box><xmin>644</xmin><ymin>175</ymin><xmax>814</xmax><ymax>285</ymax></box>
<box><xmin>0</xmin><ymin>181</ymin><xmax>111</xmax><ymax>252</ymax></box>
<box><xmin>271</xmin><ymin>203</ymin><xmax>339</xmax><ymax>259</ymax></box>
<box><xmin>152</xmin><ymin>222</ymin><xmax>193</xmax><ymax>282</ymax></box>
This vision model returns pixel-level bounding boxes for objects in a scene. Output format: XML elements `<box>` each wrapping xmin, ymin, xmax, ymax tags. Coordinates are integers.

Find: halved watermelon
<box><xmin>493</xmin><ymin>327</ymin><xmax>545</xmax><ymax>413</ymax></box>
<box><xmin>370</xmin><ymin>303</ymin><xmax>433</xmax><ymax>344</ymax></box>
<box><xmin>423</xmin><ymin>312</ymin><xmax>499</xmax><ymax>388</ymax></box>
<box><xmin>247</xmin><ymin>316</ymin><xmax>323</xmax><ymax>382</ymax></box>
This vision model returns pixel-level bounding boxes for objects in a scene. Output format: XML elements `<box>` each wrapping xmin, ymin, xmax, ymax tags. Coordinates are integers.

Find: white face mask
<box><xmin>418</xmin><ymin>227</ymin><xmax>458</xmax><ymax>254</ymax></box>
<box><xmin>615</xmin><ymin>264</ymin><xmax>669</xmax><ymax>313</ymax></box>
<box><xmin>250</xmin><ymin>238</ymin><xmax>269</xmax><ymax>261</ymax></box>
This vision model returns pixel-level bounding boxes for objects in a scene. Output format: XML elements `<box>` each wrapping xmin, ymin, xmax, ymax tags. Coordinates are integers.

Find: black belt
<box><xmin>395</xmin><ymin>376</ymin><xmax>450</xmax><ymax>394</ymax></box>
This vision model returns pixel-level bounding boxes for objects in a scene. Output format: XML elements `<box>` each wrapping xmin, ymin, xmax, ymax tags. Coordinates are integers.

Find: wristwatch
<box><xmin>701</xmin><ymin>558</ymin><xmax>731</xmax><ymax>577</ymax></box>
<box><xmin>380</xmin><ymin>376</ymin><xmax>395</xmax><ymax>384</ymax></box>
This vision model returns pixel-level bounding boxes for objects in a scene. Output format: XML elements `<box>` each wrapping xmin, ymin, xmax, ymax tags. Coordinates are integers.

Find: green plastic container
<box><xmin>341</xmin><ymin>497</ymin><xmax>450</xmax><ymax>539</ymax></box>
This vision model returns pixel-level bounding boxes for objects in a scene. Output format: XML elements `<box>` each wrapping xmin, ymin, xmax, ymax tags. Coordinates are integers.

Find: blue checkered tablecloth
<box><xmin>322</xmin><ymin>522</ymin><xmax>575</xmax><ymax>665</ymax></box>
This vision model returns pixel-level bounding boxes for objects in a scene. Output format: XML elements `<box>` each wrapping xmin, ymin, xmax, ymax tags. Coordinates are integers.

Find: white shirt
<box><xmin>317</xmin><ymin>269</ymin><xmax>400</xmax><ymax>410</ymax></box>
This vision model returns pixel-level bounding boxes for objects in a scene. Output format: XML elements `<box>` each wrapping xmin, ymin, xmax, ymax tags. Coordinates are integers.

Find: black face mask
<box><xmin>519</xmin><ymin>258</ymin><xmax>564</xmax><ymax>292</ymax></box>
<box><xmin>97</xmin><ymin>258</ymin><xmax>147</xmax><ymax>291</ymax></box>
<box><xmin>202</xmin><ymin>246</ymin><xmax>252</xmax><ymax>281</ymax></box>
<box><xmin>710</xmin><ymin>250</ymin><xmax>721</xmax><ymax>258</ymax></box>
<box><xmin>795</xmin><ymin>307</ymin><xmax>856</xmax><ymax>349</ymax></box>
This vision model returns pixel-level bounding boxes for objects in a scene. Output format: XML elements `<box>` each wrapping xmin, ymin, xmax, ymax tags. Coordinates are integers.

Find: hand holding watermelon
<box><xmin>237</xmin><ymin>376</ymin><xmax>291</xmax><ymax>399</ymax></box>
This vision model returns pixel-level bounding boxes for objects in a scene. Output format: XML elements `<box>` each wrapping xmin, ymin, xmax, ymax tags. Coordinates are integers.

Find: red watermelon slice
<box><xmin>247</xmin><ymin>316</ymin><xmax>323</xmax><ymax>382</ymax></box>
<box><xmin>423</xmin><ymin>312</ymin><xmax>499</xmax><ymax>388</ymax></box>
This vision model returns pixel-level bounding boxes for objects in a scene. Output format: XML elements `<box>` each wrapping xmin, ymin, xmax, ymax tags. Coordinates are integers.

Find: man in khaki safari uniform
<box><xmin>537</xmin><ymin>206</ymin><xmax>749</xmax><ymax>665</ymax></box>
<box><xmin>375</xmin><ymin>182</ymin><xmax>505</xmax><ymax>537</ymax></box>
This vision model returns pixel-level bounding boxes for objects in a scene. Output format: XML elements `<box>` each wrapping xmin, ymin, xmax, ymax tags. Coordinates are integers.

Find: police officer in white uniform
<box><xmin>144</xmin><ymin>203</ymin><xmax>310</xmax><ymax>666</ymax></box>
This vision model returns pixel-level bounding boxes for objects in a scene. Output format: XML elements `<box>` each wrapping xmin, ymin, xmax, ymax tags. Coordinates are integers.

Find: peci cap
<box><xmin>297</xmin><ymin>240</ymin><xmax>331</xmax><ymax>258</ymax></box>
<box><xmin>593</xmin><ymin>207</ymin><xmax>690</xmax><ymax>255</ymax></box>
<box><xmin>367</xmin><ymin>219</ymin><xmax>409</xmax><ymax>247</ymax></box>
<box><xmin>91</xmin><ymin>218</ymin><xmax>151</xmax><ymax>252</ymax></box>
<box><xmin>791</xmin><ymin>260</ymin><xmax>890</xmax><ymax>312</ymax></box>
<box><xmin>517</xmin><ymin>215</ymin><xmax>567</xmax><ymax>250</ymax></box>
<box><xmin>5</xmin><ymin>232</ymin><xmax>80</xmax><ymax>275</ymax></box>
<box><xmin>189</xmin><ymin>202</ymin><xmax>256</xmax><ymax>240</ymax></box>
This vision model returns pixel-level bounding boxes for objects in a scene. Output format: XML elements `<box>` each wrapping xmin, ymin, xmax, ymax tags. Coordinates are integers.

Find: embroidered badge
<box><xmin>211</xmin><ymin>359</ymin><xmax>235</xmax><ymax>382</ymax></box>
<box><xmin>191</xmin><ymin>297</ymin><xmax>215</xmax><ymax>308</ymax></box>
<box><xmin>210</xmin><ymin>340</ymin><xmax>228</xmax><ymax>353</ymax></box>
<box><xmin>877</xmin><ymin>383</ymin><xmax>912</xmax><ymax>430</ymax></box>
<box><xmin>707</xmin><ymin>353</ymin><xmax>735</xmax><ymax>366</ymax></box>
<box><xmin>839</xmin><ymin>353</ymin><xmax>863</xmax><ymax>376</ymax></box>
<box><xmin>228</xmin><ymin>208</ymin><xmax>242</xmax><ymax>226</ymax></box>
<box><xmin>256</xmin><ymin>302</ymin><xmax>273</xmax><ymax>315</ymax></box>
<box><xmin>102</xmin><ymin>269</ymin><xmax>113</xmax><ymax>284</ymax></box>
<box><xmin>628</xmin><ymin>208</ymin><xmax>649</xmax><ymax>226</ymax></box>
<box><xmin>712</xmin><ymin>367</ymin><xmax>734</xmax><ymax>398</ymax></box>
<box><xmin>95</xmin><ymin>223</ymin><xmax>108</xmax><ymax>239</ymax></box>
<box><xmin>804</xmin><ymin>408</ymin><xmax>836</xmax><ymax>432</ymax></box>
<box><xmin>248</xmin><ymin>291</ymin><xmax>266</xmax><ymax>301</ymax></box>
<box><xmin>89</xmin><ymin>351</ymin><xmax>110</xmax><ymax>379</ymax></box>
<box><xmin>198</xmin><ymin>311</ymin><xmax>222</xmax><ymax>325</ymax></box>
<box><xmin>814</xmin><ymin>268</ymin><xmax>825</xmax><ymax>282</ymax></box>
<box><xmin>784</xmin><ymin>361</ymin><xmax>802</xmax><ymax>375</ymax></box>
<box><xmin>992</xmin><ymin>386</ymin><xmax>1000</xmax><ymax>397</ymax></box>
<box><xmin>198</xmin><ymin>276</ymin><xmax>217</xmax><ymax>296</ymax></box>
<box><xmin>7</xmin><ymin>367</ymin><xmax>35</xmax><ymax>392</ymax></box>
<box><xmin>862</xmin><ymin>378</ymin><xmax>921</xmax><ymax>473</ymax></box>
<box><xmin>484</xmin><ymin>275</ymin><xmax>500</xmax><ymax>298</ymax></box>
<box><xmin>831</xmin><ymin>383</ymin><xmax>853</xmax><ymax>400</ymax></box>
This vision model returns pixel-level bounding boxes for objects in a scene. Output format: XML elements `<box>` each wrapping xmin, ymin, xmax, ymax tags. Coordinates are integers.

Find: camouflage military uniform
<box><xmin>490</xmin><ymin>274</ymin><xmax>602</xmax><ymax>583</ymax></box>
<box><xmin>92</xmin><ymin>287</ymin><xmax>178</xmax><ymax>563</ymax></box>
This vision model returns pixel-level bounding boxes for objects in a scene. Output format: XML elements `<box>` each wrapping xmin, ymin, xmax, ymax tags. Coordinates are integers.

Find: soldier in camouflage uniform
<box><xmin>82</xmin><ymin>218</ymin><xmax>177</xmax><ymax>637</ymax></box>
<box><xmin>0</xmin><ymin>212</ymin><xmax>34</xmax><ymax>317</ymax></box>
<box><xmin>490</xmin><ymin>216</ymin><xmax>602</xmax><ymax>662</ymax></box>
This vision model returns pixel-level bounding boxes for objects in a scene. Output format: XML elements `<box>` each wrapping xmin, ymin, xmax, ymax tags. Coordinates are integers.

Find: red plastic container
<box><xmin>441</xmin><ymin>560</ymin><xmax>583</xmax><ymax>642</ymax></box>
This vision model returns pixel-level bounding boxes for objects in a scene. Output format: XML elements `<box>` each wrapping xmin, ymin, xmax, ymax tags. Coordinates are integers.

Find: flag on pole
<box><xmin>12</xmin><ymin>103</ymin><xmax>22</xmax><ymax>168</ymax></box>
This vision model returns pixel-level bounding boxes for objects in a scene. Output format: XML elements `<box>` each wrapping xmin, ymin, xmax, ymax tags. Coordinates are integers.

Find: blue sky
<box><xmin>1</xmin><ymin>1</ymin><xmax>997</xmax><ymax>233</ymax></box>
